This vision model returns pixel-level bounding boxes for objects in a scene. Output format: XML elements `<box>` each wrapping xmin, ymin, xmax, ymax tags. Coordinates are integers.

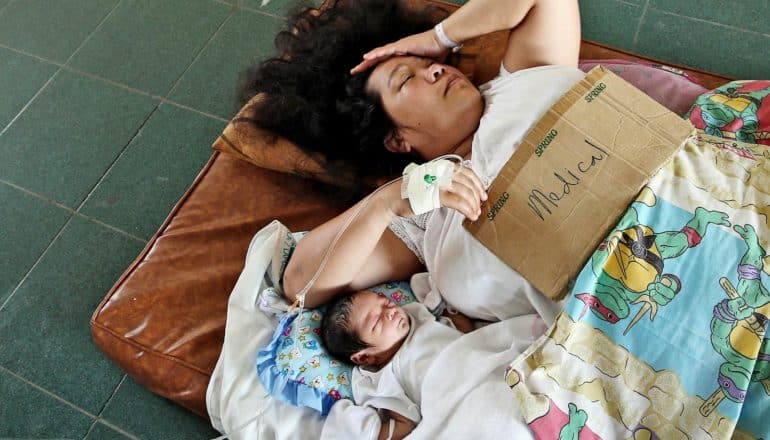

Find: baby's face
<box><xmin>349</xmin><ymin>290</ymin><xmax>410</xmax><ymax>353</ymax></box>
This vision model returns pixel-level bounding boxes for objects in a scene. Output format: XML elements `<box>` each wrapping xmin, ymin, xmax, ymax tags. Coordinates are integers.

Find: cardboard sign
<box><xmin>463</xmin><ymin>66</ymin><xmax>694</xmax><ymax>300</ymax></box>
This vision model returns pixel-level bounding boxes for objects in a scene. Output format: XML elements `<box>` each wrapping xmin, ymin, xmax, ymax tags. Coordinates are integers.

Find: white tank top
<box><xmin>390</xmin><ymin>64</ymin><xmax>585</xmax><ymax>323</ymax></box>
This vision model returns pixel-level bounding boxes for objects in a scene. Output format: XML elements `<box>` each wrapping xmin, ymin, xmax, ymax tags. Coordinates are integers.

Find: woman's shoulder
<box><xmin>469</xmin><ymin>64</ymin><xmax>585</xmax><ymax>182</ymax></box>
<box><xmin>479</xmin><ymin>63</ymin><xmax>585</xmax><ymax>95</ymax></box>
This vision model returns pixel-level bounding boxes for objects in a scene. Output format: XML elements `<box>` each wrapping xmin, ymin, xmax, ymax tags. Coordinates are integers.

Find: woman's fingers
<box><xmin>441</xmin><ymin>179</ymin><xmax>484</xmax><ymax>221</ymax></box>
<box><xmin>350</xmin><ymin>30</ymin><xmax>446</xmax><ymax>75</ymax></box>
<box><xmin>351</xmin><ymin>44</ymin><xmax>406</xmax><ymax>74</ymax></box>
<box><xmin>440</xmin><ymin>166</ymin><xmax>488</xmax><ymax>221</ymax></box>
<box><xmin>350</xmin><ymin>47</ymin><xmax>404</xmax><ymax>74</ymax></box>
<box><xmin>453</xmin><ymin>166</ymin><xmax>487</xmax><ymax>204</ymax></box>
<box><xmin>440</xmin><ymin>190</ymin><xmax>478</xmax><ymax>221</ymax></box>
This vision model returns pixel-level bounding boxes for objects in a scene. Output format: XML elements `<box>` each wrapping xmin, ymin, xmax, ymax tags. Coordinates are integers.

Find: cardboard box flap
<box><xmin>464</xmin><ymin>66</ymin><xmax>694</xmax><ymax>300</ymax></box>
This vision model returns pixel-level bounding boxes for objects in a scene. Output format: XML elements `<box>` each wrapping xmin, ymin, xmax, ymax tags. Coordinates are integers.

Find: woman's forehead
<box><xmin>367</xmin><ymin>55</ymin><xmax>427</xmax><ymax>92</ymax></box>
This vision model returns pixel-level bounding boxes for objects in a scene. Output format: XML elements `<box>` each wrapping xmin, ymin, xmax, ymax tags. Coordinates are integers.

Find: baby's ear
<box><xmin>350</xmin><ymin>348</ymin><xmax>375</xmax><ymax>366</ymax></box>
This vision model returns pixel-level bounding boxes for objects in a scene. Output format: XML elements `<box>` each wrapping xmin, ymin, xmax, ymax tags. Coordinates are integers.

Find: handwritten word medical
<box><xmin>526</xmin><ymin>140</ymin><xmax>609</xmax><ymax>221</ymax></box>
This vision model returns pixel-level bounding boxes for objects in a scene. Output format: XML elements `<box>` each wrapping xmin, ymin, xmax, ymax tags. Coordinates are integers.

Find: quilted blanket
<box><xmin>506</xmin><ymin>132</ymin><xmax>770</xmax><ymax>439</ymax></box>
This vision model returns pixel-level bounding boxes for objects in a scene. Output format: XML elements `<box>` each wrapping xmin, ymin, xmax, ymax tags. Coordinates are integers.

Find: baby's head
<box><xmin>321</xmin><ymin>289</ymin><xmax>410</xmax><ymax>369</ymax></box>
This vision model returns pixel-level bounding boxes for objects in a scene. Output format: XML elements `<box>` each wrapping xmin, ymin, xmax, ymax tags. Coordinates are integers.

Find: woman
<box><xmin>259</xmin><ymin>0</ymin><xmax>582</xmax><ymax>325</ymax></box>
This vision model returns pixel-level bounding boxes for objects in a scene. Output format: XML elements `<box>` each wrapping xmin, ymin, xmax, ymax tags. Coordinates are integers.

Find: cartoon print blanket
<box><xmin>506</xmin><ymin>132</ymin><xmax>770</xmax><ymax>439</ymax></box>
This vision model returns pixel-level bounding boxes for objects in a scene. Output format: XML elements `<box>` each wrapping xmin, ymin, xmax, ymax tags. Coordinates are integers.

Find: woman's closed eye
<box><xmin>399</xmin><ymin>74</ymin><xmax>413</xmax><ymax>90</ymax></box>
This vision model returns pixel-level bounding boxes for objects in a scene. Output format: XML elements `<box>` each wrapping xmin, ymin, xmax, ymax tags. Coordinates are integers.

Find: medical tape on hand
<box><xmin>400</xmin><ymin>159</ymin><xmax>455</xmax><ymax>216</ymax></box>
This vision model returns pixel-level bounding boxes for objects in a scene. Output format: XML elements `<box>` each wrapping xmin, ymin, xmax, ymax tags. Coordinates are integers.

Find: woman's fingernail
<box><xmin>482</xmin><ymin>192</ymin><xmax>488</xmax><ymax>201</ymax></box>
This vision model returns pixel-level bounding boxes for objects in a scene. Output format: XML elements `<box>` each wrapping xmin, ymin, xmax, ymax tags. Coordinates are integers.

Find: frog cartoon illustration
<box><xmin>505</xmin><ymin>368</ymin><xmax>603</xmax><ymax>440</ymax></box>
<box><xmin>701</xmin><ymin>224</ymin><xmax>770</xmax><ymax>416</ymax></box>
<box><xmin>576</xmin><ymin>188</ymin><xmax>730</xmax><ymax>334</ymax></box>
<box><xmin>691</xmin><ymin>81</ymin><xmax>770</xmax><ymax>144</ymax></box>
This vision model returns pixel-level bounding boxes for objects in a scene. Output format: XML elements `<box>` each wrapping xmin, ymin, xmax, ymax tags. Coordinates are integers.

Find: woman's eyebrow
<box><xmin>388</xmin><ymin>63</ymin><xmax>409</xmax><ymax>88</ymax></box>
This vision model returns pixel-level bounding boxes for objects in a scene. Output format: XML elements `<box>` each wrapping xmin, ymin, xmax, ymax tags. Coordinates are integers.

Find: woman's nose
<box><xmin>426</xmin><ymin>63</ymin><xmax>445</xmax><ymax>82</ymax></box>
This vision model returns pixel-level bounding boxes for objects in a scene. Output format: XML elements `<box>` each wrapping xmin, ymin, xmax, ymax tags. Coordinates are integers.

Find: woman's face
<box><xmin>366</xmin><ymin>56</ymin><xmax>484</xmax><ymax>160</ymax></box>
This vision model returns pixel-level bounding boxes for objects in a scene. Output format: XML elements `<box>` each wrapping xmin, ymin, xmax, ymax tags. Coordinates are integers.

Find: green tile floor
<box><xmin>0</xmin><ymin>0</ymin><xmax>767</xmax><ymax>438</ymax></box>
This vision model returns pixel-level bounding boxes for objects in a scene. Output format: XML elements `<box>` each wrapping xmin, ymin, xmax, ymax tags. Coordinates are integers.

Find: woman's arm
<box><xmin>283</xmin><ymin>167</ymin><xmax>487</xmax><ymax>308</ymax></box>
<box><xmin>351</xmin><ymin>0</ymin><xmax>580</xmax><ymax>75</ymax></box>
<box><xmin>283</xmin><ymin>182</ymin><xmax>421</xmax><ymax>308</ymax></box>
<box><xmin>501</xmin><ymin>0</ymin><xmax>581</xmax><ymax>72</ymax></box>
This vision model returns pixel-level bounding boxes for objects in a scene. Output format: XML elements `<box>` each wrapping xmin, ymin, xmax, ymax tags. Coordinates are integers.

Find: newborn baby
<box><xmin>320</xmin><ymin>289</ymin><xmax>469</xmax><ymax>439</ymax></box>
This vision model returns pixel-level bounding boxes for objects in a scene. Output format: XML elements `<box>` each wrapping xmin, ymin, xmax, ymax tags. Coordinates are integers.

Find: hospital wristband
<box><xmin>434</xmin><ymin>21</ymin><xmax>463</xmax><ymax>53</ymax></box>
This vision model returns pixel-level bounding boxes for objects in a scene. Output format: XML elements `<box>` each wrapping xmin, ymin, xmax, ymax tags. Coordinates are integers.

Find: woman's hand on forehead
<box><xmin>350</xmin><ymin>29</ymin><xmax>447</xmax><ymax>75</ymax></box>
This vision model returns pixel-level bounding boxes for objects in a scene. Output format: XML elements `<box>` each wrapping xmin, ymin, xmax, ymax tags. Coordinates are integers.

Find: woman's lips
<box><xmin>444</xmin><ymin>75</ymin><xmax>460</xmax><ymax>96</ymax></box>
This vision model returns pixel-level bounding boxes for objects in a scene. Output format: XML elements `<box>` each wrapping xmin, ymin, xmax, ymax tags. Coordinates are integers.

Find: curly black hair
<box><xmin>237</xmin><ymin>0</ymin><xmax>448</xmax><ymax>196</ymax></box>
<box><xmin>321</xmin><ymin>293</ymin><xmax>370</xmax><ymax>364</ymax></box>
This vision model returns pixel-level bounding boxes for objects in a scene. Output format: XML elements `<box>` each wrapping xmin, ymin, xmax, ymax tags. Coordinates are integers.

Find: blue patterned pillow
<box><xmin>256</xmin><ymin>281</ymin><xmax>416</xmax><ymax>415</ymax></box>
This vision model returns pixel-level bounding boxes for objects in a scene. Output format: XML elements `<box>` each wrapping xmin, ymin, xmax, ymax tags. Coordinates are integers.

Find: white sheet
<box><xmin>408</xmin><ymin>314</ymin><xmax>541</xmax><ymax>439</ymax></box>
<box><xmin>207</xmin><ymin>220</ymin><xmax>546</xmax><ymax>439</ymax></box>
<box><xmin>206</xmin><ymin>220</ymin><xmax>324</xmax><ymax>440</ymax></box>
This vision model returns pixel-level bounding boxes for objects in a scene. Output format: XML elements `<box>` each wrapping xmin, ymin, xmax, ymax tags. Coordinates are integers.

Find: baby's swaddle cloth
<box><xmin>206</xmin><ymin>220</ymin><xmax>324</xmax><ymax>440</ymax></box>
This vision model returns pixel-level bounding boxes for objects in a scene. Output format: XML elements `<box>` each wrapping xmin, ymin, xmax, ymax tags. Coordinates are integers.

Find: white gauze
<box><xmin>400</xmin><ymin>159</ymin><xmax>455</xmax><ymax>216</ymax></box>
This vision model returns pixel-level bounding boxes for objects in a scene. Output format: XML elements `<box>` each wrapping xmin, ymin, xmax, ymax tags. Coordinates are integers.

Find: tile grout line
<box><xmin>81</xmin><ymin>374</ymin><xmax>141</xmax><ymax>440</ymax></box>
<box><xmin>0</xmin><ymin>213</ymin><xmax>74</xmax><ymax>312</ymax></box>
<box><xmin>239</xmin><ymin>5</ymin><xmax>287</xmax><ymax>21</ymax></box>
<box><xmin>1</xmin><ymin>369</ymin><xmax>139</xmax><ymax>440</ymax></box>
<box><xmin>82</xmin><ymin>420</ymin><xmax>99</xmax><ymax>439</ymax></box>
<box><xmin>61</xmin><ymin>0</ymin><xmax>124</xmax><ymax>69</ymax></box>
<box><xmin>632</xmin><ymin>0</ymin><xmax>649</xmax><ymax>46</ymax></box>
<box><xmin>96</xmin><ymin>420</ymin><xmax>142</xmax><ymax>440</ymax></box>
<box><xmin>614</xmin><ymin>0</ymin><xmax>638</xmax><ymax>7</ymax></box>
<box><xmin>211</xmin><ymin>0</ymin><xmax>288</xmax><ymax>21</ymax></box>
<box><xmin>73</xmin><ymin>104</ymin><xmax>162</xmax><ymax>214</ymax></box>
<box><xmin>0</xmin><ymin>179</ymin><xmax>147</xmax><ymax>244</ymax></box>
<box><xmin>0</xmin><ymin>67</ymin><xmax>60</xmax><ymax>138</ymax></box>
<box><xmin>0</xmin><ymin>0</ymin><xmax>123</xmax><ymax>138</ymax></box>
<box><xmin>164</xmin><ymin>6</ymin><xmax>237</xmax><ymax>99</ymax></box>
<box><xmin>649</xmin><ymin>6</ymin><xmax>770</xmax><ymax>36</ymax></box>
<box><xmin>0</xmin><ymin>42</ymin><xmax>229</xmax><ymax>123</ymax></box>
<box><xmin>93</xmin><ymin>375</ymin><xmax>127</xmax><ymax>421</ymax></box>
<box><xmin>0</xmin><ymin>365</ymin><xmax>99</xmax><ymax>421</ymax></box>
<box><xmin>9</xmin><ymin>0</ymin><xmax>228</xmax><ymax>218</ymax></box>
<box><xmin>161</xmin><ymin>99</ymin><xmax>229</xmax><ymax>123</ymax></box>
